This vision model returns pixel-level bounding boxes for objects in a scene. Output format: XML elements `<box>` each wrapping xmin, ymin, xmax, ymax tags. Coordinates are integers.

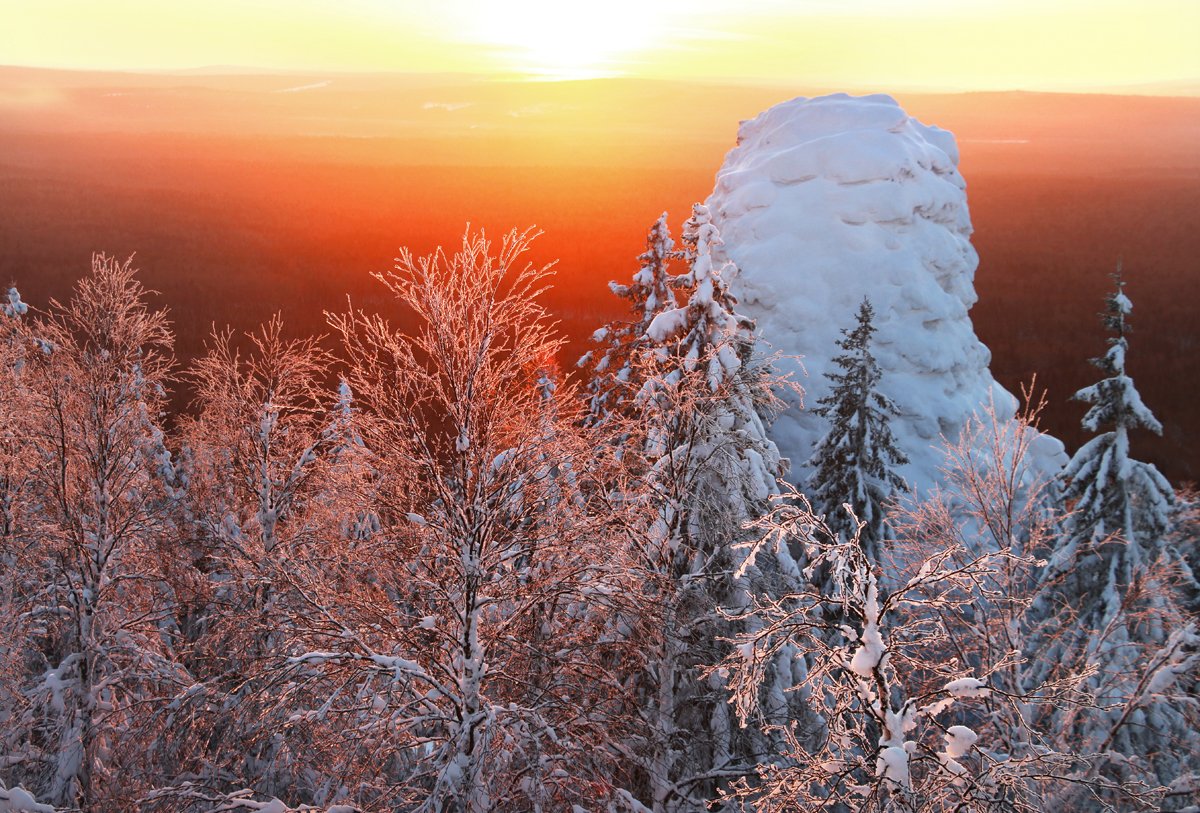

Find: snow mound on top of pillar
<box><xmin>706</xmin><ymin>93</ymin><xmax>1064</xmax><ymax>495</ymax></box>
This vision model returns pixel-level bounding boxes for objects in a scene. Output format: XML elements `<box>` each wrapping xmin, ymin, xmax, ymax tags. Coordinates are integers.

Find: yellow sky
<box><xmin>2</xmin><ymin>0</ymin><xmax>1197</xmax><ymax>91</ymax></box>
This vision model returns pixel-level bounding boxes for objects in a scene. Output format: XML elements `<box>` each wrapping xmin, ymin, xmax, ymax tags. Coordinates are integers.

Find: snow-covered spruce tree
<box><xmin>6</xmin><ymin>257</ymin><xmax>187</xmax><ymax>810</ymax></box>
<box><xmin>282</xmin><ymin>228</ymin><xmax>638</xmax><ymax>812</ymax></box>
<box><xmin>580</xmin><ymin>212</ymin><xmax>680</xmax><ymax>425</ymax></box>
<box><xmin>1037</xmin><ymin>270</ymin><xmax>1199</xmax><ymax>806</ymax></box>
<box><xmin>613</xmin><ymin>204</ymin><xmax>805</xmax><ymax>811</ymax></box>
<box><xmin>806</xmin><ymin>298</ymin><xmax>907</xmax><ymax>564</ymax></box>
<box><xmin>1168</xmin><ymin>485</ymin><xmax>1200</xmax><ymax>612</ymax></box>
<box><xmin>1059</xmin><ymin>270</ymin><xmax>1172</xmax><ymax>561</ymax></box>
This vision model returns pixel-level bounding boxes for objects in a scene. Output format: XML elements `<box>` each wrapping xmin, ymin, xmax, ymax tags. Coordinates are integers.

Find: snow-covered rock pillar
<box><xmin>706</xmin><ymin>93</ymin><xmax>1063</xmax><ymax>491</ymax></box>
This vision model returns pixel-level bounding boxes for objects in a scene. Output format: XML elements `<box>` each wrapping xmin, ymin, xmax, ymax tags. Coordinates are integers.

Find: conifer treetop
<box><xmin>806</xmin><ymin>298</ymin><xmax>908</xmax><ymax>559</ymax></box>
<box><xmin>1061</xmin><ymin>265</ymin><xmax>1172</xmax><ymax>556</ymax></box>
<box><xmin>1073</xmin><ymin>268</ymin><xmax>1162</xmax><ymax>436</ymax></box>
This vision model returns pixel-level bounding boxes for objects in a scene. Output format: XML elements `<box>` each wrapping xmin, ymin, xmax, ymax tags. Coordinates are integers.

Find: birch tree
<box><xmin>0</xmin><ymin>287</ymin><xmax>42</xmax><ymax>801</ymax></box>
<box><xmin>277</xmin><ymin>228</ymin><xmax>638</xmax><ymax>812</ymax></box>
<box><xmin>720</xmin><ymin>482</ymin><xmax>1122</xmax><ymax>813</ymax></box>
<box><xmin>8</xmin><ymin>256</ymin><xmax>185</xmax><ymax>809</ymax></box>
<box><xmin>153</xmin><ymin>317</ymin><xmax>368</xmax><ymax>805</ymax></box>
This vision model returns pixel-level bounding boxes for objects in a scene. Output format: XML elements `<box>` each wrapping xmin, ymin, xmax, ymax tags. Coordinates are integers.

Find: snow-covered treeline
<box><xmin>0</xmin><ymin>227</ymin><xmax>1196</xmax><ymax>813</ymax></box>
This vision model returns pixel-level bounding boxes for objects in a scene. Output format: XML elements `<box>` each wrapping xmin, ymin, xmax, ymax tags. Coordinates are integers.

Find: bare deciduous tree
<box><xmin>7</xmin><ymin>256</ymin><xmax>184</xmax><ymax>809</ymax></box>
<box><xmin>268</xmin><ymin>228</ymin><xmax>641</xmax><ymax>811</ymax></box>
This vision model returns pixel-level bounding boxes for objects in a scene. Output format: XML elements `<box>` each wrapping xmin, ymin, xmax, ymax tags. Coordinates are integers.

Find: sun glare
<box><xmin>470</xmin><ymin>0</ymin><xmax>666</xmax><ymax>79</ymax></box>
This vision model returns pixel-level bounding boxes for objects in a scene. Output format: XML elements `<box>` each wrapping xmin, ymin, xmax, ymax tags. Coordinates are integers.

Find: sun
<box><xmin>470</xmin><ymin>0</ymin><xmax>667</xmax><ymax>79</ymax></box>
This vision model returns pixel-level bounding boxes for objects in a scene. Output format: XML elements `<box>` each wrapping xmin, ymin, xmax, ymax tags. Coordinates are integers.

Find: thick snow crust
<box><xmin>706</xmin><ymin>93</ymin><xmax>1064</xmax><ymax>493</ymax></box>
<box><xmin>0</xmin><ymin>781</ymin><xmax>54</xmax><ymax>812</ymax></box>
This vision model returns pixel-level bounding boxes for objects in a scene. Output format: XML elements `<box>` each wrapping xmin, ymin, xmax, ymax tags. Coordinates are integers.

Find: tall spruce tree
<box><xmin>1060</xmin><ymin>270</ymin><xmax>1173</xmax><ymax>560</ymax></box>
<box><xmin>805</xmin><ymin>298</ymin><xmax>907</xmax><ymax>563</ymax></box>
<box><xmin>580</xmin><ymin>213</ymin><xmax>680</xmax><ymax>423</ymax></box>
<box><xmin>612</xmin><ymin>204</ymin><xmax>806</xmax><ymax>811</ymax></box>
<box><xmin>1037</xmin><ymin>270</ymin><xmax>1198</xmax><ymax>803</ymax></box>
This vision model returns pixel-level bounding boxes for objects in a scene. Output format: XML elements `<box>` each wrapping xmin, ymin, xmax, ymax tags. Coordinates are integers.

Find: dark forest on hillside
<box><xmin>2</xmin><ymin>70</ymin><xmax>1198</xmax><ymax>481</ymax></box>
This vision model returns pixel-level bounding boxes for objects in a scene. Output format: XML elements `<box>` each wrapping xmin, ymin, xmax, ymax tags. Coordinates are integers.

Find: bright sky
<box><xmin>3</xmin><ymin>0</ymin><xmax>1198</xmax><ymax>91</ymax></box>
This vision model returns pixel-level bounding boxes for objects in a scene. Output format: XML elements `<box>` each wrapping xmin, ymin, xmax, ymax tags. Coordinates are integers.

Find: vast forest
<box><xmin>0</xmin><ymin>213</ymin><xmax>1197</xmax><ymax>810</ymax></box>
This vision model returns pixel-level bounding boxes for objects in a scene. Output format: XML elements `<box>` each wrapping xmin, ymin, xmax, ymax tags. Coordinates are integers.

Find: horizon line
<box><xmin>2</xmin><ymin>63</ymin><xmax>1198</xmax><ymax>98</ymax></box>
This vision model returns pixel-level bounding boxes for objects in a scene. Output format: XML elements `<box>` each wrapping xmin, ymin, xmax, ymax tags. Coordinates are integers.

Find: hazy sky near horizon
<box><xmin>3</xmin><ymin>0</ymin><xmax>1198</xmax><ymax>91</ymax></box>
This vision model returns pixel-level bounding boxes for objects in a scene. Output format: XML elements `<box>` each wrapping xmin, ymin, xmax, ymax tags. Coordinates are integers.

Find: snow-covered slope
<box><xmin>706</xmin><ymin>93</ymin><xmax>1064</xmax><ymax>493</ymax></box>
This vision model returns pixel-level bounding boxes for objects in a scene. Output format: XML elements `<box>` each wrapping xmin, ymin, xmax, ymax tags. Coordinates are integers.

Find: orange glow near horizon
<box><xmin>1</xmin><ymin>0</ymin><xmax>1198</xmax><ymax>93</ymax></box>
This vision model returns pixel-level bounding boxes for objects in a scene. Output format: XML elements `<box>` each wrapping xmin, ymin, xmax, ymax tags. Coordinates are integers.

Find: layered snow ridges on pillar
<box><xmin>706</xmin><ymin>93</ymin><xmax>1064</xmax><ymax>491</ymax></box>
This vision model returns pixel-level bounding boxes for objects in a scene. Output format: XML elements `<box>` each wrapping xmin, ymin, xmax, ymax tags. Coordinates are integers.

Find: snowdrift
<box><xmin>706</xmin><ymin>93</ymin><xmax>1064</xmax><ymax>492</ymax></box>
